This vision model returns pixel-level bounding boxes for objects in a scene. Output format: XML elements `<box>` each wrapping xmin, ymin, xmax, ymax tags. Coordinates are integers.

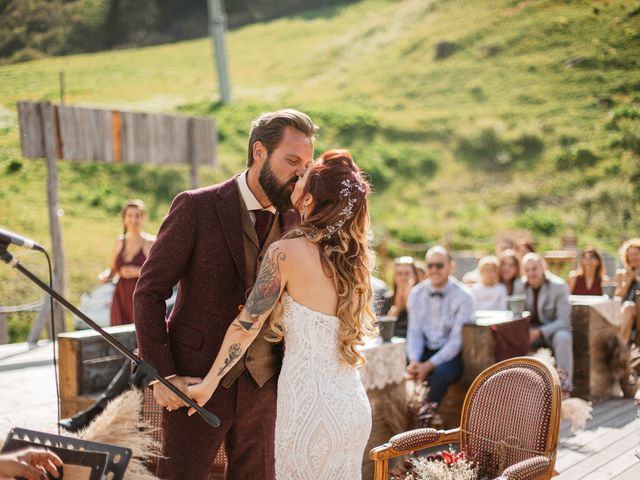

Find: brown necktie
<box><xmin>254</xmin><ymin>210</ymin><xmax>275</xmax><ymax>248</ymax></box>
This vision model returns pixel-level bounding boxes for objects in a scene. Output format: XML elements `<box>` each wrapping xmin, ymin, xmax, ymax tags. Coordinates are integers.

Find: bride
<box><xmin>188</xmin><ymin>149</ymin><xmax>377</xmax><ymax>479</ymax></box>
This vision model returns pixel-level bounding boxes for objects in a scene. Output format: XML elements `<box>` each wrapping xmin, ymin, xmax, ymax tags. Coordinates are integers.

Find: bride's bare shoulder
<box><xmin>269</xmin><ymin>238</ymin><xmax>317</xmax><ymax>264</ymax></box>
<box><xmin>272</xmin><ymin>237</ymin><xmax>313</xmax><ymax>252</ymax></box>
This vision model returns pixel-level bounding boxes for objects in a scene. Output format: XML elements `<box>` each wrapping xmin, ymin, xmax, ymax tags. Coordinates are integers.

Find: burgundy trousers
<box><xmin>157</xmin><ymin>371</ymin><xmax>278</xmax><ymax>480</ymax></box>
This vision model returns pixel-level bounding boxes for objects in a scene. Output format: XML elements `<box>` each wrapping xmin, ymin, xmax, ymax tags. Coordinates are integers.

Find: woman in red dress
<box><xmin>101</xmin><ymin>199</ymin><xmax>155</xmax><ymax>326</ymax></box>
<box><xmin>569</xmin><ymin>246</ymin><xmax>609</xmax><ymax>296</ymax></box>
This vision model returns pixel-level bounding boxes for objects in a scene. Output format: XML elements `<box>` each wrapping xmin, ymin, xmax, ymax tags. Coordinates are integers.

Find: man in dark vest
<box><xmin>134</xmin><ymin>109</ymin><xmax>316</xmax><ymax>479</ymax></box>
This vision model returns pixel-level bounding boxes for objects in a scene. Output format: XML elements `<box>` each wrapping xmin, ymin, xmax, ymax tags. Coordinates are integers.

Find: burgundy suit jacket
<box><xmin>134</xmin><ymin>176</ymin><xmax>297</xmax><ymax>388</ymax></box>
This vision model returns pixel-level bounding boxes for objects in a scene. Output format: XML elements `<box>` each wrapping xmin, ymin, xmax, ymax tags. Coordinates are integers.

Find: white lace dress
<box><xmin>275</xmin><ymin>292</ymin><xmax>372</xmax><ymax>479</ymax></box>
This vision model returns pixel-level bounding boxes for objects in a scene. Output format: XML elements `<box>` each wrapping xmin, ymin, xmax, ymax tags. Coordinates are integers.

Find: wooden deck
<box><xmin>1</xmin><ymin>341</ymin><xmax>639</xmax><ymax>478</ymax></box>
<box><xmin>556</xmin><ymin>398</ymin><xmax>640</xmax><ymax>479</ymax></box>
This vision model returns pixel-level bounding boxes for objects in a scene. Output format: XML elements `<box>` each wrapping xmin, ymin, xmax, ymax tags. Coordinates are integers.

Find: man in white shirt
<box><xmin>406</xmin><ymin>246</ymin><xmax>475</xmax><ymax>405</ymax></box>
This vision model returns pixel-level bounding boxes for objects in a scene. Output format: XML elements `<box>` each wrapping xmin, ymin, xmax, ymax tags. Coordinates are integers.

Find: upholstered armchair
<box><xmin>370</xmin><ymin>357</ymin><xmax>561</xmax><ymax>480</ymax></box>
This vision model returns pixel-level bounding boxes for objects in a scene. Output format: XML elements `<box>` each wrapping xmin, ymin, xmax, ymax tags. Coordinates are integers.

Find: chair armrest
<box><xmin>370</xmin><ymin>428</ymin><xmax>460</xmax><ymax>462</ymax></box>
<box><xmin>498</xmin><ymin>456</ymin><xmax>551</xmax><ymax>480</ymax></box>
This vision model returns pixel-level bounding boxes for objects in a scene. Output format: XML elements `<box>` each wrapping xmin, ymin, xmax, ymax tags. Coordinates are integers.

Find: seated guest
<box><xmin>515</xmin><ymin>253</ymin><xmax>573</xmax><ymax>394</ymax></box>
<box><xmin>463</xmin><ymin>239</ymin><xmax>515</xmax><ymax>285</ymax></box>
<box><xmin>381</xmin><ymin>256</ymin><xmax>419</xmax><ymax>337</ymax></box>
<box><xmin>569</xmin><ymin>246</ymin><xmax>609</xmax><ymax>296</ymax></box>
<box><xmin>415</xmin><ymin>260</ymin><xmax>427</xmax><ymax>283</ymax></box>
<box><xmin>499</xmin><ymin>249</ymin><xmax>523</xmax><ymax>295</ymax></box>
<box><xmin>515</xmin><ymin>238</ymin><xmax>536</xmax><ymax>261</ymax></box>
<box><xmin>473</xmin><ymin>255</ymin><xmax>508</xmax><ymax>310</ymax></box>
<box><xmin>406</xmin><ymin>246</ymin><xmax>475</xmax><ymax>406</ymax></box>
<box><xmin>616</xmin><ymin>239</ymin><xmax>640</xmax><ymax>344</ymax></box>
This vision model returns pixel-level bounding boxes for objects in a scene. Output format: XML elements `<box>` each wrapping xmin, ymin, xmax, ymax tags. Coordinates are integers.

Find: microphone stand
<box><xmin>0</xmin><ymin>242</ymin><xmax>220</xmax><ymax>428</ymax></box>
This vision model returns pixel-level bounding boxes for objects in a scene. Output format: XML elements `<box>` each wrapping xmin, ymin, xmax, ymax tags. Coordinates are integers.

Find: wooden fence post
<box><xmin>40</xmin><ymin>102</ymin><xmax>66</xmax><ymax>337</ymax></box>
<box><xmin>0</xmin><ymin>312</ymin><xmax>7</xmax><ymax>344</ymax></box>
<box><xmin>188</xmin><ymin>118</ymin><xmax>199</xmax><ymax>189</ymax></box>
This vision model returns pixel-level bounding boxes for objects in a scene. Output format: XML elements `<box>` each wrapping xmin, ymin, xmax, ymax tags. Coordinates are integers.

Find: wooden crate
<box><xmin>58</xmin><ymin>324</ymin><xmax>137</xmax><ymax>417</ymax></box>
<box><xmin>570</xmin><ymin>297</ymin><xmax>622</xmax><ymax>401</ymax></box>
<box><xmin>462</xmin><ymin>317</ymin><xmax>529</xmax><ymax>383</ymax></box>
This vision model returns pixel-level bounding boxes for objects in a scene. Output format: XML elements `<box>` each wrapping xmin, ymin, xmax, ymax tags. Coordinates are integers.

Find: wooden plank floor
<box><xmin>556</xmin><ymin>398</ymin><xmax>640</xmax><ymax>479</ymax></box>
<box><xmin>1</xmin><ymin>342</ymin><xmax>640</xmax><ymax>478</ymax></box>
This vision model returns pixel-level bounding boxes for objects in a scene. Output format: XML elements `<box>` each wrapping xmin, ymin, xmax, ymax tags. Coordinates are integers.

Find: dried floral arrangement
<box><xmin>390</xmin><ymin>448</ymin><xmax>478</xmax><ymax>480</ymax></box>
<box><xmin>407</xmin><ymin>380</ymin><xmax>443</xmax><ymax>429</ymax></box>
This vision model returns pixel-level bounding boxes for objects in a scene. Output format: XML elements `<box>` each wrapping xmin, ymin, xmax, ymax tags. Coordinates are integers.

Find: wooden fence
<box><xmin>13</xmin><ymin>101</ymin><xmax>217</xmax><ymax>340</ymax></box>
<box><xmin>17</xmin><ymin>102</ymin><xmax>217</xmax><ymax>173</ymax></box>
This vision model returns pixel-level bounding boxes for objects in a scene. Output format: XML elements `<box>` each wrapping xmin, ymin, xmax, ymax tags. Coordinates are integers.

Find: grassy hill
<box><xmin>1</xmin><ymin>0</ymin><xmax>639</xmax><ymax>340</ymax></box>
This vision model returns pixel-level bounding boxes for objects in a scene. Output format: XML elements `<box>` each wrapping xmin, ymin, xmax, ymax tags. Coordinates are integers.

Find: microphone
<box><xmin>0</xmin><ymin>227</ymin><xmax>44</xmax><ymax>251</ymax></box>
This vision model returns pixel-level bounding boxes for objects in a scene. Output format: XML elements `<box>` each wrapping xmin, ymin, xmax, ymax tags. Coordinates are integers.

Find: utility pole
<box><xmin>207</xmin><ymin>0</ymin><xmax>232</xmax><ymax>104</ymax></box>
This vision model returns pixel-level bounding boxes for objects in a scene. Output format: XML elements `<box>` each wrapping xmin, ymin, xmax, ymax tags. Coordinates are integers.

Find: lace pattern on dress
<box><xmin>275</xmin><ymin>292</ymin><xmax>372</xmax><ymax>480</ymax></box>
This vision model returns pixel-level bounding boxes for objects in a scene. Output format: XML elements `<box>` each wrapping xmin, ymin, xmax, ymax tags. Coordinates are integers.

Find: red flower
<box><xmin>441</xmin><ymin>450</ymin><xmax>454</xmax><ymax>465</ymax></box>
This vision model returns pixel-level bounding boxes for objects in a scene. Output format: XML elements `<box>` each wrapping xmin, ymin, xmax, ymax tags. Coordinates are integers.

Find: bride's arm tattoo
<box><xmin>201</xmin><ymin>244</ymin><xmax>287</xmax><ymax>384</ymax></box>
<box><xmin>239</xmin><ymin>246</ymin><xmax>286</xmax><ymax>331</ymax></box>
<box><xmin>205</xmin><ymin>246</ymin><xmax>287</xmax><ymax>380</ymax></box>
<box><xmin>218</xmin><ymin>343</ymin><xmax>242</xmax><ymax>376</ymax></box>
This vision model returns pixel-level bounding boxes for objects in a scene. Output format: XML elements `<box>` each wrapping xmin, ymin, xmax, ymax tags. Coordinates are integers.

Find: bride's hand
<box><xmin>187</xmin><ymin>380</ymin><xmax>218</xmax><ymax>416</ymax></box>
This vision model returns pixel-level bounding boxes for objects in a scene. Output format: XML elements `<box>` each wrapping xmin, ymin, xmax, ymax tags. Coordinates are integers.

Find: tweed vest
<box><xmin>220</xmin><ymin>202</ymin><xmax>283</xmax><ymax>388</ymax></box>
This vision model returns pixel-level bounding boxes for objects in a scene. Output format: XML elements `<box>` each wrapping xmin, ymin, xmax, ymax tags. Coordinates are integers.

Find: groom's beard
<box><xmin>259</xmin><ymin>157</ymin><xmax>298</xmax><ymax>212</ymax></box>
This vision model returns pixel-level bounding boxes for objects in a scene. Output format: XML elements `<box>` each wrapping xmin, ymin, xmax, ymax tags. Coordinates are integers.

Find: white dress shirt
<box><xmin>406</xmin><ymin>276</ymin><xmax>475</xmax><ymax>366</ymax></box>
<box><xmin>237</xmin><ymin>170</ymin><xmax>276</xmax><ymax>224</ymax></box>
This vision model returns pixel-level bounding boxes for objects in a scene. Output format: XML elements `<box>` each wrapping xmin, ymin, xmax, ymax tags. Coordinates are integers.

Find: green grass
<box><xmin>1</xmin><ymin>0</ymin><xmax>640</xmax><ymax>340</ymax></box>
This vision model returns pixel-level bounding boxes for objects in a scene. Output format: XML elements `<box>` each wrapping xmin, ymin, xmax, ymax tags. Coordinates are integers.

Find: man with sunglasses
<box><xmin>406</xmin><ymin>245</ymin><xmax>475</xmax><ymax>408</ymax></box>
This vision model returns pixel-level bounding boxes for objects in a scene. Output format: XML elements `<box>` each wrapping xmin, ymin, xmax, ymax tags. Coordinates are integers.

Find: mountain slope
<box><xmin>0</xmin><ymin>0</ymin><xmax>639</xmax><ymax>339</ymax></box>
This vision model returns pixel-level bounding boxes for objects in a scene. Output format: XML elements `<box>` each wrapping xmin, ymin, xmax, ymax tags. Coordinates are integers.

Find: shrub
<box><xmin>516</xmin><ymin>209</ymin><xmax>563</xmax><ymax>236</ymax></box>
<box><xmin>454</xmin><ymin>119</ymin><xmax>511</xmax><ymax>169</ymax></box>
<box><xmin>5</xmin><ymin>159</ymin><xmax>23</xmax><ymax>174</ymax></box>
<box><xmin>617</xmin><ymin>118</ymin><xmax>640</xmax><ymax>154</ymax></box>
<box><xmin>308</xmin><ymin>107</ymin><xmax>381</xmax><ymax>143</ymax></box>
<box><xmin>555</xmin><ymin>148</ymin><xmax>599</xmax><ymax>170</ymax></box>
<box><xmin>454</xmin><ymin>120</ymin><xmax>544</xmax><ymax>170</ymax></box>
<box><xmin>607</xmin><ymin>106</ymin><xmax>640</xmax><ymax>130</ymax></box>
<box><xmin>513</xmin><ymin>129</ymin><xmax>545</xmax><ymax>159</ymax></box>
<box><xmin>354</xmin><ymin>142</ymin><xmax>439</xmax><ymax>190</ymax></box>
<box><xmin>8</xmin><ymin>47</ymin><xmax>45</xmax><ymax>64</ymax></box>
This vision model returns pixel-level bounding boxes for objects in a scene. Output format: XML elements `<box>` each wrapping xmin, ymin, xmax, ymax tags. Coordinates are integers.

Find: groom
<box><xmin>134</xmin><ymin>109</ymin><xmax>316</xmax><ymax>479</ymax></box>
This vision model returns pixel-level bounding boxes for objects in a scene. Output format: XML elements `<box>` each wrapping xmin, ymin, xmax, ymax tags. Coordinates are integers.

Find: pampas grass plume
<box><xmin>77</xmin><ymin>390</ymin><xmax>161</xmax><ymax>480</ymax></box>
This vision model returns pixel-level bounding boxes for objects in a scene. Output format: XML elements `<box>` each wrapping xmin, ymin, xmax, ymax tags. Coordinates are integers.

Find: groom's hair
<box><xmin>247</xmin><ymin>109</ymin><xmax>317</xmax><ymax>167</ymax></box>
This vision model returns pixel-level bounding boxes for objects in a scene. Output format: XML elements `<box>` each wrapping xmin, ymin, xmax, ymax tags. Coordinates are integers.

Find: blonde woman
<box><xmin>188</xmin><ymin>150</ymin><xmax>376</xmax><ymax>479</ymax></box>
<box><xmin>616</xmin><ymin>239</ymin><xmax>640</xmax><ymax>344</ymax></box>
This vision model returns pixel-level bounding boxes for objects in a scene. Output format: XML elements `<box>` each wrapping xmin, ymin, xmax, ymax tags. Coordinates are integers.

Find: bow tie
<box><xmin>430</xmin><ymin>291</ymin><xmax>445</xmax><ymax>298</ymax></box>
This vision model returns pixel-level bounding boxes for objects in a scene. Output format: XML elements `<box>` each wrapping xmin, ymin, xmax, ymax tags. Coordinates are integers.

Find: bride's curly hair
<box><xmin>267</xmin><ymin>149</ymin><xmax>378</xmax><ymax>366</ymax></box>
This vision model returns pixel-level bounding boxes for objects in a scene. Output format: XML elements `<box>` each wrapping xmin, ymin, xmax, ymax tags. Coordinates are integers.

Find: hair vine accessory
<box><xmin>294</xmin><ymin>171</ymin><xmax>365</xmax><ymax>240</ymax></box>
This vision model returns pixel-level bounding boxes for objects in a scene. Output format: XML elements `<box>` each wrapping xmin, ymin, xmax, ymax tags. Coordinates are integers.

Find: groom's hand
<box><xmin>153</xmin><ymin>375</ymin><xmax>202</xmax><ymax>411</ymax></box>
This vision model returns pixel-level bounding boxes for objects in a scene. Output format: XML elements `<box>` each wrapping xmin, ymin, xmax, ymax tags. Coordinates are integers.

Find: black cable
<box><xmin>42</xmin><ymin>249</ymin><xmax>62</xmax><ymax>439</ymax></box>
